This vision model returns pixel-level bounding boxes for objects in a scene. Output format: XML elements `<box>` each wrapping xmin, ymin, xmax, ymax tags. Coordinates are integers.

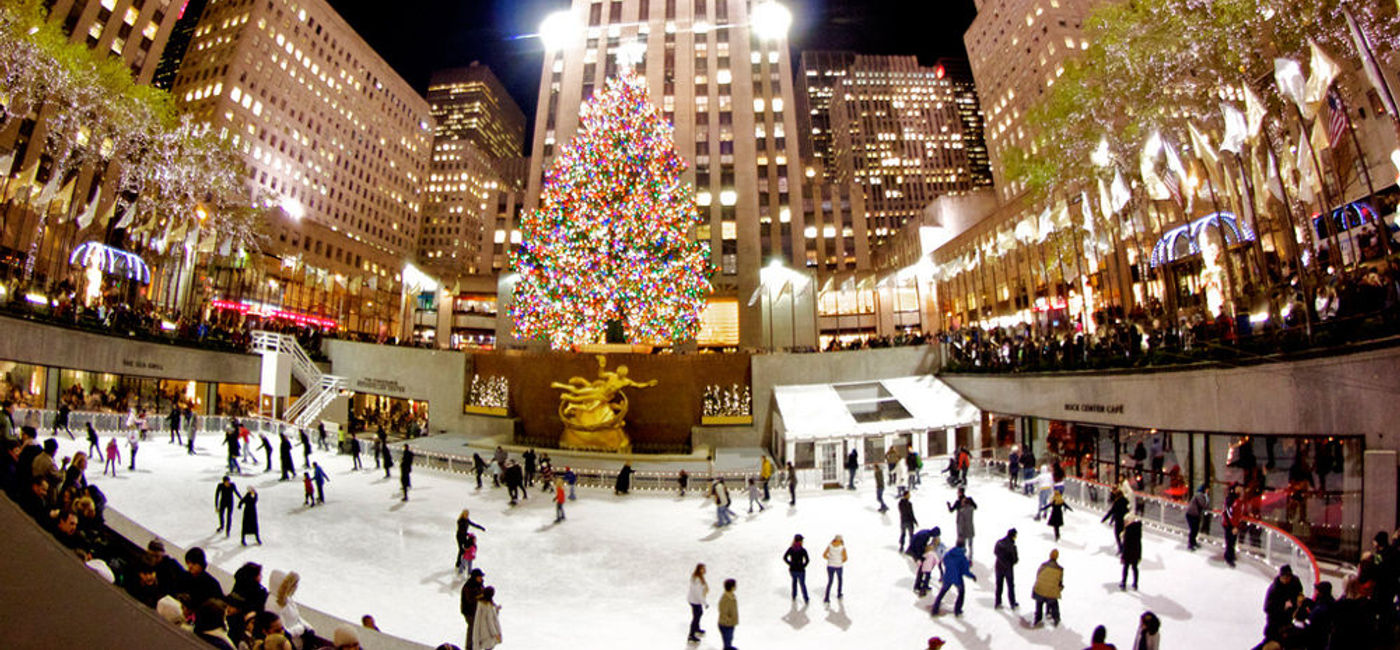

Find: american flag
<box><xmin>1327</xmin><ymin>89</ymin><xmax>1349</xmax><ymax>147</ymax></box>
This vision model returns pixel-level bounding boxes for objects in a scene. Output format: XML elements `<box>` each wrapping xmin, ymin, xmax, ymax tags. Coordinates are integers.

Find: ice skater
<box><xmin>1120</xmin><ymin>514</ymin><xmax>1142</xmax><ymax>590</ymax></box>
<box><xmin>713</xmin><ymin>478</ymin><xmax>734</xmax><ymax>526</ymax></box>
<box><xmin>168</xmin><ymin>407</ymin><xmax>183</xmax><ymax>445</ymax></box>
<box><xmin>504</xmin><ymin>460</ymin><xmax>524</xmax><ymax>504</ymax></box>
<box><xmin>103</xmin><ymin>437</ymin><xmax>120</xmax><ymax>476</ymax></box>
<box><xmin>312</xmin><ymin>462</ymin><xmax>329</xmax><ymax>503</ymax></box>
<box><xmin>915</xmin><ymin>528</ymin><xmax>945</xmax><ymax>597</ymax></box>
<box><xmin>53</xmin><ymin>402</ymin><xmax>74</xmax><ymax>439</ymax></box>
<box><xmin>786</xmin><ymin>461</ymin><xmax>797</xmax><ymax>506</ymax></box>
<box><xmin>303</xmin><ymin>472</ymin><xmax>316</xmax><ymax>506</ymax></box>
<box><xmin>615</xmin><ymin>462</ymin><xmax>634</xmax><ymax>495</ymax></box>
<box><xmin>1185</xmin><ymin>484</ymin><xmax>1209</xmax><ymax>550</ymax></box>
<box><xmin>126</xmin><ymin>429</ymin><xmax>139</xmax><ymax>471</ymax></box>
<box><xmin>898</xmin><ymin>490</ymin><xmax>918</xmax><ymax>551</ymax></box>
<box><xmin>931</xmin><ymin>540</ymin><xmax>975</xmax><ymax>616</ymax></box>
<box><xmin>225</xmin><ymin>428</ymin><xmax>242</xmax><ymax>475</ymax></box>
<box><xmin>718</xmin><ymin>578</ymin><xmax>738</xmax><ymax>650</ymax></box>
<box><xmin>381</xmin><ymin>439</ymin><xmax>395</xmax><ymax>479</ymax></box>
<box><xmin>317</xmin><ymin>421</ymin><xmax>328</xmax><ymax>451</ymax></box>
<box><xmin>564</xmin><ymin>466</ymin><xmax>577</xmax><ymax>500</ymax></box>
<box><xmin>994</xmin><ymin>529</ymin><xmax>1019</xmax><ymax>609</ymax></box>
<box><xmin>760</xmin><ymin>456</ymin><xmax>773</xmax><ymax>501</ymax></box>
<box><xmin>745</xmin><ymin>477</ymin><xmax>765</xmax><ymax>513</ymax></box>
<box><xmin>86</xmin><ymin>423</ymin><xmax>103</xmax><ymax>462</ymax></box>
<box><xmin>1102</xmin><ymin>487</ymin><xmax>1129</xmax><ymax>554</ymax></box>
<box><xmin>350</xmin><ymin>435</ymin><xmax>363</xmax><ymax>471</ymax></box>
<box><xmin>947</xmin><ymin>487</ymin><xmax>977</xmax><ymax>560</ymax></box>
<box><xmin>872</xmin><ymin>462</ymin><xmax>888</xmax><ymax>513</ymax></box>
<box><xmin>822</xmin><ymin>535</ymin><xmax>846</xmax><ymax>603</ymax></box>
<box><xmin>679</xmin><ymin>469</ymin><xmax>689</xmax><ymax>496</ymax></box>
<box><xmin>399</xmin><ymin>445</ymin><xmax>414</xmax><ymax>501</ymax></box>
<box><xmin>1033</xmin><ymin>465</ymin><xmax>1054</xmax><ymax>520</ymax></box>
<box><xmin>1032</xmin><ymin>549</ymin><xmax>1063</xmax><ymax>627</ymax></box>
<box><xmin>299</xmin><ymin>428</ymin><xmax>312</xmax><ymax>469</ymax></box>
<box><xmin>783</xmin><ymin>534</ymin><xmax>810</xmax><ymax>603</ymax></box>
<box><xmin>845</xmin><ymin>448</ymin><xmax>859</xmax><ymax>489</ymax></box>
<box><xmin>472</xmin><ymin>452</ymin><xmax>486</xmax><ymax>488</ymax></box>
<box><xmin>238</xmin><ymin>487</ymin><xmax>261</xmax><ymax>545</ymax></box>
<box><xmin>554</xmin><ymin>477</ymin><xmax>567</xmax><ymax>522</ymax></box>
<box><xmin>1040</xmin><ymin>491</ymin><xmax>1072</xmax><ymax>541</ymax></box>
<box><xmin>215</xmin><ymin>475</ymin><xmax>242</xmax><ymax>535</ymax></box>
<box><xmin>686</xmin><ymin>563</ymin><xmax>709</xmax><ymax>643</ymax></box>
<box><xmin>280</xmin><ymin>433</ymin><xmax>295</xmax><ymax>481</ymax></box>
<box><xmin>259</xmin><ymin>433</ymin><xmax>273</xmax><ymax>472</ymax></box>
<box><xmin>456</xmin><ymin>510</ymin><xmax>486</xmax><ymax>574</ymax></box>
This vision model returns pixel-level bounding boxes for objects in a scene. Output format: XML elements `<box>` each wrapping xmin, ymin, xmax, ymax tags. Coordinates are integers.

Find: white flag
<box><xmin>1188</xmin><ymin>122</ymin><xmax>1219</xmax><ymax>166</ymax></box>
<box><xmin>1111</xmin><ymin>169</ymin><xmax>1131</xmax><ymax>212</ymax></box>
<box><xmin>1220</xmin><ymin>103</ymin><xmax>1248</xmax><ymax>154</ymax></box>
<box><xmin>1243</xmin><ymin>86</ymin><xmax>1267</xmax><ymax>139</ymax></box>
<box><xmin>1296</xmin><ymin>130</ymin><xmax>1318</xmax><ymax>204</ymax></box>
<box><xmin>1140</xmin><ymin>132</ymin><xmax>1170</xmax><ymax>200</ymax></box>
<box><xmin>1275</xmin><ymin>58</ymin><xmax>1309</xmax><ymax>118</ymax></box>
<box><xmin>1080</xmin><ymin>191</ymin><xmax>1096</xmax><ymax>235</ymax></box>
<box><xmin>1345</xmin><ymin>6</ymin><xmax>1399</xmax><ymax>121</ymax></box>
<box><xmin>1303</xmin><ymin>40</ymin><xmax>1341</xmax><ymax>113</ymax></box>
<box><xmin>1098</xmin><ymin>177</ymin><xmax>1113</xmax><ymax>220</ymax></box>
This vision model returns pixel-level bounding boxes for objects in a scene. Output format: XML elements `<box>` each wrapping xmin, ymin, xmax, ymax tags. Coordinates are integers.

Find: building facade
<box><xmin>426</xmin><ymin>62</ymin><xmax>526</xmax><ymax>161</ymax></box>
<box><xmin>170</xmin><ymin>0</ymin><xmax>433</xmax><ymax>335</ymax></box>
<box><xmin>523</xmin><ymin>0</ymin><xmax>811</xmax><ymax>349</ymax></box>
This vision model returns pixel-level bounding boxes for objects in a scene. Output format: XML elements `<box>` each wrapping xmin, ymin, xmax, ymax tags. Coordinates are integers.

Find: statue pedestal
<box><xmin>560</xmin><ymin>427</ymin><xmax>632</xmax><ymax>454</ymax></box>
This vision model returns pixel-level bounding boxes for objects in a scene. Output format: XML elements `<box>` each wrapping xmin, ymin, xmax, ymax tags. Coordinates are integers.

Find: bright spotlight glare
<box><xmin>751</xmin><ymin>2</ymin><xmax>792</xmax><ymax>41</ymax></box>
<box><xmin>280</xmin><ymin>196</ymin><xmax>305</xmax><ymax>220</ymax></box>
<box><xmin>539</xmin><ymin>11</ymin><xmax>576</xmax><ymax>51</ymax></box>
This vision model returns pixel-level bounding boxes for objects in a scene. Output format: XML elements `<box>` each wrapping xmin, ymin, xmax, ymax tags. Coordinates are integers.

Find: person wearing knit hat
<box><xmin>156</xmin><ymin>595</ymin><xmax>186</xmax><ymax>627</ymax></box>
<box><xmin>332</xmin><ymin>625</ymin><xmax>361</xmax><ymax>649</ymax></box>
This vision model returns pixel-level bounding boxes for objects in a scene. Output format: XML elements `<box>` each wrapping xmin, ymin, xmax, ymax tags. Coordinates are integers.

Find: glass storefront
<box><xmin>350</xmin><ymin>393</ymin><xmax>428</xmax><ymax>438</ymax></box>
<box><xmin>0</xmin><ymin>361</ymin><xmax>46</xmax><ymax>407</ymax></box>
<box><xmin>1017</xmin><ymin>418</ymin><xmax>1363</xmax><ymax>560</ymax></box>
<box><xmin>217</xmin><ymin>384</ymin><xmax>260</xmax><ymax>416</ymax></box>
<box><xmin>57</xmin><ymin>370</ymin><xmax>213</xmax><ymax>414</ymax></box>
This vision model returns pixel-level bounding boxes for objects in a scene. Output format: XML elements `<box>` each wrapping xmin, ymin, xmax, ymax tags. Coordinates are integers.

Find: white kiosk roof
<box><xmin>773</xmin><ymin>375</ymin><xmax>980</xmax><ymax>441</ymax></box>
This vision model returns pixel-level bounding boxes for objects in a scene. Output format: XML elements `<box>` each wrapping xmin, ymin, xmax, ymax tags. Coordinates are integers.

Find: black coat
<box><xmin>280</xmin><ymin>437</ymin><xmax>294</xmax><ymax>470</ymax></box>
<box><xmin>994</xmin><ymin>535</ymin><xmax>1018</xmax><ymax>572</ymax></box>
<box><xmin>1044</xmin><ymin>501</ymin><xmax>1071</xmax><ymax>527</ymax></box>
<box><xmin>503</xmin><ymin>464</ymin><xmax>523</xmax><ymax>488</ymax></box>
<box><xmin>215</xmin><ymin>482</ymin><xmax>241</xmax><ymax>510</ymax></box>
<box><xmin>783</xmin><ymin>545</ymin><xmax>809</xmax><ymax>571</ymax></box>
<box><xmin>898</xmin><ymin>498</ymin><xmax>917</xmax><ymax>525</ymax></box>
<box><xmin>1121</xmin><ymin>521</ymin><xmax>1143</xmax><ymax>564</ymax></box>
<box><xmin>615</xmin><ymin>465</ymin><xmax>633</xmax><ymax>491</ymax></box>
<box><xmin>238</xmin><ymin>493</ymin><xmax>259</xmax><ymax>535</ymax></box>
<box><xmin>182</xmin><ymin>570</ymin><xmax>224</xmax><ymax>608</ymax></box>
<box><xmin>1102</xmin><ymin>496</ymin><xmax>1128</xmax><ymax>527</ymax></box>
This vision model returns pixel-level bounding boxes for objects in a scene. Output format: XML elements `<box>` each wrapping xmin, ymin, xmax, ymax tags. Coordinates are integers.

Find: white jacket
<box><xmin>687</xmin><ymin>577</ymin><xmax>708</xmax><ymax>605</ymax></box>
<box><xmin>1033</xmin><ymin>472</ymin><xmax>1053</xmax><ymax>492</ymax></box>
<box><xmin>472</xmin><ymin>602</ymin><xmax>502</xmax><ymax>649</ymax></box>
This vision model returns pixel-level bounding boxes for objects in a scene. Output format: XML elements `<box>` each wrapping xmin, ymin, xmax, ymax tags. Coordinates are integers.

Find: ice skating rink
<box><xmin>75</xmin><ymin>437</ymin><xmax>1274</xmax><ymax>649</ymax></box>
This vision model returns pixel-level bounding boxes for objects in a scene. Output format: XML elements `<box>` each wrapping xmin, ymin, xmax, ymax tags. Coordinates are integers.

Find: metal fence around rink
<box><xmin>14</xmin><ymin>408</ymin><xmax>300</xmax><ymax>443</ymax></box>
<box><xmin>972</xmin><ymin>458</ymin><xmax>1322</xmax><ymax>596</ymax></box>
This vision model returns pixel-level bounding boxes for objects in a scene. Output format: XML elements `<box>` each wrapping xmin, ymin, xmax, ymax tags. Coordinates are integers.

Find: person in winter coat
<box><xmin>1132</xmin><ymin>610</ymin><xmax>1161</xmax><ymax>650</ymax></box>
<box><xmin>381</xmin><ymin>437</ymin><xmax>395</xmax><ymax>479</ymax></box>
<box><xmin>845</xmin><ymin>448</ymin><xmax>859</xmax><ymax>489</ymax></box>
<box><xmin>472</xmin><ymin>586</ymin><xmax>502</xmax><ymax>649</ymax></box>
<box><xmin>269</xmin><ymin>570</ymin><xmax>317</xmax><ymax>646</ymax></box>
<box><xmin>103</xmin><ymin>436</ymin><xmax>120</xmax><ymax>476</ymax></box>
<box><xmin>472</xmin><ymin>453</ymin><xmax>487</xmax><ymax>489</ymax></box>
<box><xmin>1041</xmin><ymin>491</ymin><xmax>1073</xmax><ymax>541</ymax></box>
<box><xmin>1034</xmin><ymin>466</ymin><xmax>1054</xmax><ymax>520</ymax></box>
<box><xmin>783</xmin><ymin>534</ymin><xmax>810</xmax><ymax>603</ymax></box>
<box><xmin>822</xmin><ymin>535</ymin><xmax>847</xmax><ymax>602</ymax></box>
<box><xmin>232</xmin><ymin>562</ymin><xmax>269</xmax><ymax>612</ymax></box>
<box><xmin>86</xmin><ymin>423</ymin><xmax>103</xmax><ymax>462</ymax></box>
<box><xmin>503</xmin><ymin>460</ymin><xmax>525</xmax><ymax>504</ymax></box>
<box><xmin>1089</xmin><ymin>625</ymin><xmax>1117</xmax><ymax>650</ymax></box>
<box><xmin>1222</xmin><ymin>484</ymin><xmax>1241</xmax><ymax>568</ymax></box>
<box><xmin>349</xmin><ymin>435</ymin><xmax>362</xmax><ymax>471</ymax></box>
<box><xmin>872</xmin><ymin>462</ymin><xmax>888</xmax><ymax>512</ymax></box>
<box><xmin>1008</xmin><ymin>447</ymin><xmax>1021</xmax><ymax>490</ymax></box>
<box><xmin>994</xmin><ymin>529</ymin><xmax>1020</xmax><ymax>609</ymax></box>
<box><xmin>303</xmin><ymin>472</ymin><xmax>316</xmax><ymax>506</ymax></box>
<box><xmin>312</xmin><ymin>462</ymin><xmax>329</xmax><ymax>503</ymax></box>
<box><xmin>1032</xmin><ymin>549</ymin><xmax>1064</xmax><ymax>627</ymax></box>
<box><xmin>564</xmin><ymin>467</ymin><xmax>577</xmax><ymax>500</ymax></box>
<box><xmin>456</xmin><ymin>509</ymin><xmax>487</xmax><ymax>574</ymax></box>
<box><xmin>760</xmin><ymin>456</ymin><xmax>774</xmax><ymax>501</ymax></box>
<box><xmin>215</xmin><ymin>475</ymin><xmax>241</xmax><ymax>536</ymax></box>
<box><xmin>225</xmin><ymin>429</ymin><xmax>241</xmax><ymax>475</ymax></box>
<box><xmin>687</xmin><ymin>563</ymin><xmax>709</xmax><ymax>643</ymax></box>
<box><xmin>931</xmin><ymin>540</ymin><xmax>976</xmax><ymax>616</ymax></box>
<box><xmin>279</xmin><ymin>433</ymin><xmax>295</xmax><ymax>481</ymax></box>
<box><xmin>553</xmin><ymin>478</ymin><xmax>567</xmax><ymax>522</ymax></box>
<box><xmin>786</xmin><ymin>461</ymin><xmax>797</xmax><ymax>506</ymax></box>
<box><xmin>1102</xmin><ymin>488</ymin><xmax>1130</xmax><ymax>554</ymax></box>
<box><xmin>299</xmin><ymin>429</ymin><xmax>312</xmax><ymax>469</ymax></box>
<box><xmin>615</xmin><ymin>462</ymin><xmax>634</xmax><ymax>495</ymax></box>
<box><xmin>238</xmin><ymin>488</ymin><xmax>261</xmax><ymax>545</ymax></box>
<box><xmin>400</xmin><ymin>445</ymin><xmax>415</xmax><ymax>501</ymax></box>
<box><xmin>1183</xmin><ymin>485</ymin><xmax>1209</xmax><ymax>551</ymax></box>
<box><xmin>126</xmin><ymin>430</ymin><xmax>139</xmax><ymax>470</ymax></box>
<box><xmin>717</xmin><ymin>578</ymin><xmax>739</xmax><ymax>650</ymax></box>
<box><xmin>897</xmin><ymin>489</ymin><xmax>919</xmax><ymax>551</ymax></box>
<box><xmin>713</xmin><ymin>478</ymin><xmax>734</xmax><ymax>527</ymax></box>
<box><xmin>1120</xmin><ymin>514</ymin><xmax>1143</xmax><ymax>590</ymax></box>
<box><xmin>1263</xmin><ymin>564</ymin><xmax>1303</xmax><ymax>642</ymax></box>
<box><xmin>915</xmin><ymin>527</ymin><xmax>945</xmax><ymax>597</ymax></box>
<box><xmin>947</xmin><ymin>487</ymin><xmax>978</xmax><ymax>560</ymax></box>
<box><xmin>744</xmin><ymin>476</ymin><xmax>765</xmax><ymax>513</ymax></box>
<box><xmin>460</xmin><ymin>569</ymin><xmax>485</xmax><ymax>648</ymax></box>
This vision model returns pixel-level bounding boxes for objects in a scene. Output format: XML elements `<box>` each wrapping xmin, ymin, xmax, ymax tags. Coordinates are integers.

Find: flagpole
<box><xmin>1343</xmin><ymin>4</ymin><xmax>1400</xmax><ymax>141</ymax></box>
<box><xmin>1260</xmin><ymin>129</ymin><xmax>1315</xmax><ymax>340</ymax></box>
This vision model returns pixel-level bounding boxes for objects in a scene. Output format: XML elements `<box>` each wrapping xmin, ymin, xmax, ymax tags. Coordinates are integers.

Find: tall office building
<box><xmin>152</xmin><ymin>0</ymin><xmax>211</xmax><ymax>90</ymax></box>
<box><xmin>426</xmin><ymin>62</ymin><xmax>526</xmax><ymax>161</ymax></box>
<box><xmin>965</xmin><ymin>0</ymin><xmax>1097</xmax><ymax>202</ymax></box>
<box><xmin>797</xmin><ymin>52</ymin><xmax>993</xmax><ymax>253</ymax></box>
<box><xmin>937</xmin><ymin>58</ymin><xmax>994</xmax><ymax>191</ymax></box>
<box><xmin>170</xmin><ymin>0</ymin><xmax>433</xmax><ymax>334</ymax></box>
<box><xmin>524</xmin><ymin>0</ymin><xmax>812</xmax><ymax>348</ymax></box>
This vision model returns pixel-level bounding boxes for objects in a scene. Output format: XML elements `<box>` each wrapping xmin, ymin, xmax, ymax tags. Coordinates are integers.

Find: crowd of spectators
<box><xmin>1260</xmin><ymin>530</ymin><xmax>1400</xmax><ymax>649</ymax></box>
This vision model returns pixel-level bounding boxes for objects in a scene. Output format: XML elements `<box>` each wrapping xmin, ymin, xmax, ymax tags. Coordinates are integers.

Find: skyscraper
<box><xmin>523</xmin><ymin>0</ymin><xmax>812</xmax><ymax>349</ymax></box>
<box><xmin>964</xmin><ymin>0</ymin><xmax>1097</xmax><ymax>202</ymax></box>
<box><xmin>426</xmin><ymin>62</ymin><xmax>527</xmax><ymax>161</ymax></box>
<box><xmin>797</xmin><ymin>52</ymin><xmax>993</xmax><ymax>253</ymax></box>
<box><xmin>170</xmin><ymin>0</ymin><xmax>433</xmax><ymax>334</ymax></box>
<box><xmin>151</xmin><ymin>0</ymin><xmax>211</xmax><ymax>90</ymax></box>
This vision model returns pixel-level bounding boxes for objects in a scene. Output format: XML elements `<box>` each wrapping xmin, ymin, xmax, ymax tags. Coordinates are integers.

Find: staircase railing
<box><xmin>249</xmin><ymin>331</ymin><xmax>346</xmax><ymax>428</ymax></box>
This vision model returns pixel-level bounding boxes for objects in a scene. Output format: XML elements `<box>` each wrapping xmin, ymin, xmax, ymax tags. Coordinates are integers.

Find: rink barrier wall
<box><xmin>17</xmin><ymin>407</ymin><xmax>303</xmax><ymax>442</ymax></box>
<box><xmin>972</xmin><ymin>459</ymin><xmax>1323</xmax><ymax>596</ymax></box>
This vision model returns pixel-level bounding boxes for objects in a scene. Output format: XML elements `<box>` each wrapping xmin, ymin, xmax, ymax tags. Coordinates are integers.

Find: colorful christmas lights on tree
<box><xmin>510</xmin><ymin>69</ymin><xmax>711</xmax><ymax>349</ymax></box>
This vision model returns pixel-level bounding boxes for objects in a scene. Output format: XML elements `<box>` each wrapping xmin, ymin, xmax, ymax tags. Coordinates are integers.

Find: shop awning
<box><xmin>774</xmin><ymin>375</ymin><xmax>980</xmax><ymax>442</ymax></box>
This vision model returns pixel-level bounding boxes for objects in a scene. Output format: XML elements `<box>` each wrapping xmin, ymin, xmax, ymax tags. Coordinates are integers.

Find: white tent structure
<box><xmin>772</xmin><ymin>375</ymin><xmax>982</xmax><ymax>487</ymax></box>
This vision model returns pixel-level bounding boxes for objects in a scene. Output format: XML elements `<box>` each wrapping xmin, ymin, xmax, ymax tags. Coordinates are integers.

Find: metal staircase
<box><xmin>250</xmin><ymin>331</ymin><xmax>347</xmax><ymax>428</ymax></box>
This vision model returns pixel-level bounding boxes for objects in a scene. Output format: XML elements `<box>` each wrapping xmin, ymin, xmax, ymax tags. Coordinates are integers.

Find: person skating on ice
<box><xmin>947</xmin><ymin>487</ymin><xmax>978</xmax><ymax>561</ymax></box>
<box><xmin>614</xmin><ymin>462</ymin><xmax>634</xmax><ymax>495</ymax></box>
<box><xmin>126</xmin><ymin>429</ymin><xmax>139</xmax><ymax>471</ymax></box>
<box><xmin>745</xmin><ymin>476</ymin><xmax>765</xmax><ymax>513</ymax></box>
<box><xmin>103</xmin><ymin>436</ymin><xmax>120</xmax><ymax>476</ymax></box>
<box><xmin>564</xmin><ymin>466</ymin><xmax>577</xmax><ymax>500</ymax></box>
<box><xmin>686</xmin><ymin>563</ymin><xmax>709</xmax><ymax>643</ymax></box>
<box><xmin>1120</xmin><ymin>514</ymin><xmax>1143</xmax><ymax>590</ymax></box>
<box><xmin>460</xmin><ymin>568</ymin><xmax>485</xmax><ymax>647</ymax></box>
<box><xmin>1041</xmin><ymin>491</ymin><xmax>1072</xmax><ymax>541</ymax></box>
<box><xmin>317</xmin><ymin>421</ymin><xmax>328</xmax><ymax>452</ymax></box>
<box><xmin>994</xmin><ymin>528</ymin><xmax>1020</xmax><ymax>609</ymax></box>
<box><xmin>168</xmin><ymin>406</ymin><xmax>183</xmax><ymax>445</ymax></box>
<box><xmin>349</xmin><ymin>435</ymin><xmax>363</xmax><ymax>471</ymax></box>
<box><xmin>238</xmin><ymin>487</ymin><xmax>261</xmax><ymax>545</ymax></box>
<box><xmin>553</xmin><ymin>477</ymin><xmax>567</xmax><ymax>522</ymax></box>
<box><xmin>915</xmin><ymin>527</ymin><xmax>945</xmax><ymax>597</ymax></box>
<box><xmin>225</xmin><ymin>426</ymin><xmax>242</xmax><ymax>475</ymax></box>
<box><xmin>85</xmin><ymin>422</ymin><xmax>102</xmax><ymax>462</ymax></box>
<box><xmin>822</xmin><ymin>534</ymin><xmax>847</xmax><ymax>603</ymax></box>
<box><xmin>717</xmin><ymin>578</ymin><xmax>738</xmax><ymax>650</ymax></box>
<box><xmin>471</xmin><ymin>586</ymin><xmax>502</xmax><ymax>650</ymax></box>
<box><xmin>760</xmin><ymin>455</ymin><xmax>773</xmax><ymax>501</ymax></box>
<box><xmin>455</xmin><ymin>509</ymin><xmax>487</xmax><ymax>575</ymax></box>
<box><xmin>303</xmin><ymin>472</ymin><xmax>315</xmax><ymax>506</ymax></box>
<box><xmin>472</xmin><ymin>452</ymin><xmax>486</xmax><ymax>488</ymax></box>
<box><xmin>312</xmin><ymin>462</ymin><xmax>329</xmax><ymax>504</ymax></box>
<box><xmin>258</xmin><ymin>433</ymin><xmax>273</xmax><ymax>473</ymax></box>
<box><xmin>503</xmin><ymin>460</ymin><xmax>524</xmax><ymax>505</ymax></box>
<box><xmin>215</xmin><ymin>475</ymin><xmax>241</xmax><ymax>535</ymax></box>
<box><xmin>783</xmin><ymin>534</ymin><xmax>810</xmax><ymax>603</ymax></box>
<box><xmin>898</xmin><ymin>489</ymin><xmax>918</xmax><ymax>551</ymax></box>
<box><xmin>299</xmin><ymin>429</ymin><xmax>312</xmax><ymax>470</ymax></box>
<box><xmin>786</xmin><ymin>461</ymin><xmax>797</xmax><ymax>506</ymax></box>
<box><xmin>1185</xmin><ymin>484</ymin><xmax>1209</xmax><ymax>551</ymax></box>
<box><xmin>1032</xmin><ymin>549</ymin><xmax>1064</xmax><ymax>627</ymax></box>
<box><xmin>712</xmin><ymin>477</ymin><xmax>734</xmax><ymax>527</ymax></box>
<box><xmin>399</xmin><ymin>445</ymin><xmax>414</xmax><ymax>501</ymax></box>
<box><xmin>679</xmin><ymin>469</ymin><xmax>689</xmax><ymax>496</ymax></box>
<box><xmin>844</xmin><ymin>448</ymin><xmax>859</xmax><ymax>490</ymax></box>
<box><xmin>1134</xmin><ymin>610</ymin><xmax>1161</xmax><ymax>650</ymax></box>
<box><xmin>279</xmin><ymin>433</ymin><xmax>295</xmax><ymax>481</ymax></box>
<box><xmin>1102</xmin><ymin>487</ymin><xmax>1129</xmax><ymax>555</ymax></box>
<box><xmin>930</xmin><ymin>539</ymin><xmax>975</xmax><ymax>616</ymax></box>
<box><xmin>872</xmin><ymin>462</ymin><xmax>888</xmax><ymax>513</ymax></box>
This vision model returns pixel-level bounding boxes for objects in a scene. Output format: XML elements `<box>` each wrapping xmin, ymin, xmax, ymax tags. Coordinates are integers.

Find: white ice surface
<box><xmin>67</xmin><ymin>436</ymin><xmax>1273</xmax><ymax>649</ymax></box>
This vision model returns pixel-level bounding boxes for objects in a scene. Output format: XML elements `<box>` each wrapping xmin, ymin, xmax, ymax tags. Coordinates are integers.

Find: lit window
<box><xmin>720</xmin><ymin>190</ymin><xmax>737</xmax><ymax>206</ymax></box>
<box><xmin>716</xmin><ymin>69</ymin><xmax>731</xmax><ymax>84</ymax></box>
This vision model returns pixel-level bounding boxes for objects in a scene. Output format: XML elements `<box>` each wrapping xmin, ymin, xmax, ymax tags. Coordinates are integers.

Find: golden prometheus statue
<box><xmin>551</xmin><ymin>355</ymin><xmax>657</xmax><ymax>453</ymax></box>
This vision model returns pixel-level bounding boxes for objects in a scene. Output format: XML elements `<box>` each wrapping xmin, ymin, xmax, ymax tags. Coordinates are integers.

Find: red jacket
<box><xmin>555</xmin><ymin>484</ymin><xmax>566</xmax><ymax>504</ymax></box>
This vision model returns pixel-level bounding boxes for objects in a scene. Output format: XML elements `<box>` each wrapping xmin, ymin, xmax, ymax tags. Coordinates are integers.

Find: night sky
<box><xmin>326</xmin><ymin>0</ymin><xmax>977</xmax><ymax>133</ymax></box>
